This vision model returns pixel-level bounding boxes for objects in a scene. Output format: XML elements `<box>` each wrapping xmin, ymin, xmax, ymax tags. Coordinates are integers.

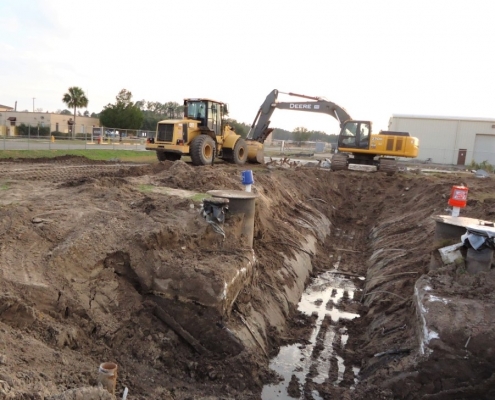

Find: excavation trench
<box><xmin>1</xmin><ymin>158</ymin><xmax>495</xmax><ymax>399</ymax></box>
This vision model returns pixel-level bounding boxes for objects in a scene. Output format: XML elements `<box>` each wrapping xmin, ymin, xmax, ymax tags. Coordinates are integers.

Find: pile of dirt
<box><xmin>0</xmin><ymin>159</ymin><xmax>494</xmax><ymax>399</ymax></box>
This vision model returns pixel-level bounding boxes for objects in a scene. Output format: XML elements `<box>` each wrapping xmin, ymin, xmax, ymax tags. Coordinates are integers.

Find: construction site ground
<box><xmin>0</xmin><ymin>156</ymin><xmax>494</xmax><ymax>400</ymax></box>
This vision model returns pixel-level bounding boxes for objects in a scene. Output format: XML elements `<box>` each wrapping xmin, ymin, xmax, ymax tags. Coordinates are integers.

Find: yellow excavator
<box><xmin>145</xmin><ymin>97</ymin><xmax>250</xmax><ymax>165</ymax></box>
<box><xmin>245</xmin><ymin>89</ymin><xmax>420</xmax><ymax>173</ymax></box>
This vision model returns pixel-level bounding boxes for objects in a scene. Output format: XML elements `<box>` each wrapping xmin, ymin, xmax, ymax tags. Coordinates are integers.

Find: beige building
<box><xmin>389</xmin><ymin>114</ymin><xmax>495</xmax><ymax>166</ymax></box>
<box><xmin>0</xmin><ymin>110</ymin><xmax>100</xmax><ymax>136</ymax></box>
<box><xmin>0</xmin><ymin>104</ymin><xmax>14</xmax><ymax>112</ymax></box>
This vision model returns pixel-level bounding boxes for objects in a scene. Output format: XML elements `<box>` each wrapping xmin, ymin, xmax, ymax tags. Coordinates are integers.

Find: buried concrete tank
<box><xmin>207</xmin><ymin>190</ymin><xmax>257</xmax><ymax>249</ymax></box>
<box><xmin>461</xmin><ymin>224</ymin><xmax>495</xmax><ymax>274</ymax></box>
<box><xmin>433</xmin><ymin>215</ymin><xmax>495</xmax><ymax>274</ymax></box>
<box><xmin>433</xmin><ymin>215</ymin><xmax>477</xmax><ymax>241</ymax></box>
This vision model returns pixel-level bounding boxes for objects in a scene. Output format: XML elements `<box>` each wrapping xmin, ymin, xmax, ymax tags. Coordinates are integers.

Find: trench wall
<box><xmin>360</xmin><ymin>205</ymin><xmax>495</xmax><ymax>397</ymax></box>
<box><xmin>230</xmin><ymin>206</ymin><xmax>332</xmax><ymax>354</ymax></box>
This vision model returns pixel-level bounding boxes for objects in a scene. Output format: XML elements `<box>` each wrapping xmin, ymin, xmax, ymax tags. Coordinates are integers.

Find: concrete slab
<box><xmin>434</xmin><ymin>215</ymin><xmax>495</xmax><ymax>231</ymax></box>
<box><xmin>348</xmin><ymin>164</ymin><xmax>377</xmax><ymax>172</ymax></box>
<box><xmin>434</xmin><ymin>215</ymin><xmax>495</xmax><ymax>241</ymax></box>
<box><xmin>438</xmin><ymin>243</ymin><xmax>463</xmax><ymax>265</ymax></box>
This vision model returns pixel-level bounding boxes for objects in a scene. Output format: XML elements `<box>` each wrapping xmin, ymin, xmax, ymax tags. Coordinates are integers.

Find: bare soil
<box><xmin>0</xmin><ymin>156</ymin><xmax>494</xmax><ymax>399</ymax></box>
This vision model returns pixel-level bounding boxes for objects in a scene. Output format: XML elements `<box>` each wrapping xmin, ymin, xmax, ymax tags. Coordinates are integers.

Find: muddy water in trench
<box><xmin>262</xmin><ymin>270</ymin><xmax>361</xmax><ymax>399</ymax></box>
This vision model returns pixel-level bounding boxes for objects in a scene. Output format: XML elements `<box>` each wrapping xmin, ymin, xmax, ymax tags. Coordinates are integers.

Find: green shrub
<box><xmin>17</xmin><ymin>123</ymin><xmax>50</xmax><ymax>137</ymax></box>
<box><xmin>469</xmin><ymin>159</ymin><xmax>494</xmax><ymax>172</ymax></box>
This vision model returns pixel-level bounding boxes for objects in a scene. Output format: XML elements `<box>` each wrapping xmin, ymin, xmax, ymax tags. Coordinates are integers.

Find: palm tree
<box><xmin>62</xmin><ymin>87</ymin><xmax>88</xmax><ymax>137</ymax></box>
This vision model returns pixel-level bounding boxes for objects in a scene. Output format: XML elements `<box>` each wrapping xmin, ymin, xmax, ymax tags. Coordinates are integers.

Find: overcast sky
<box><xmin>1</xmin><ymin>0</ymin><xmax>494</xmax><ymax>133</ymax></box>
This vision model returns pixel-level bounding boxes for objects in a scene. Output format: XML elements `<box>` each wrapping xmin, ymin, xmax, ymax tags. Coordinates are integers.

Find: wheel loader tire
<box><xmin>232</xmin><ymin>139</ymin><xmax>248</xmax><ymax>165</ymax></box>
<box><xmin>157</xmin><ymin>151</ymin><xmax>181</xmax><ymax>162</ymax></box>
<box><xmin>190</xmin><ymin>135</ymin><xmax>216</xmax><ymax>165</ymax></box>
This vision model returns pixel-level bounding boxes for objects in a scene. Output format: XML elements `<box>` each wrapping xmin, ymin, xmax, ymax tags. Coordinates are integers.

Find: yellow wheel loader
<box><xmin>145</xmin><ymin>98</ymin><xmax>249</xmax><ymax>165</ymax></box>
<box><xmin>246</xmin><ymin>89</ymin><xmax>419</xmax><ymax>172</ymax></box>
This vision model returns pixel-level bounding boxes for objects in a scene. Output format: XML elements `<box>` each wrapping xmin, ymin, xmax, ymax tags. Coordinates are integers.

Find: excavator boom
<box><xmin>247</xmin><ymin>89</ymin><xmax>351</xmax><ymax>144</ymax></box>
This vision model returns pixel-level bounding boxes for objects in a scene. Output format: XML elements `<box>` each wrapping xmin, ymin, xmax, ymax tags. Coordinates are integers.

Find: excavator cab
<box><xmin>338</xmin><ymin>120</ymin><xmax>372</xmax><ymax>150</ymax></box>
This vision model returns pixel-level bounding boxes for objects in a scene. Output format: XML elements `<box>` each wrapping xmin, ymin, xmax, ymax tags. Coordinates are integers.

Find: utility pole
<box><xmin>33</xmin><ymin>98</ymin><xmax>35</xmax><ymax>112</ymax></box>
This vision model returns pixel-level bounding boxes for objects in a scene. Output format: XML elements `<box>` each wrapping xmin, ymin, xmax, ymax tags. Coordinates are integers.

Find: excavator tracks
<box><xmin>330</xmin><ymin>155</ymin><xmax>398</xmax><ymax>174</ymax></box>
<box><xmin>330</xmin><ymin>153</ymin><xmax>348</xmax><ymax>171</ymax></box>
<box><xmin>378</xmin><ymin>158</ymin><xmax>398</xmax><ymax>175</ymax></box>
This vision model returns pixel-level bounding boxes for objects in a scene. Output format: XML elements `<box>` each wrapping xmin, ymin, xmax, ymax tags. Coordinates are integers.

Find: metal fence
<box><xmin>1</xmin><ymin>129</ymin><xmax>494</xmax><ymax>168</ymax></box>
<box><xmin>0</xmin><ymin>124</ymin><xmax>155</xmax><ymax>151</ymax></box>
<box><xmin>93</xmin><ymin>127</ymin><xmax>155</xmax><ymax>140</ymax></box>
<box><xmin>0</xmin><ymin>133</ymin><xmax>148</xmax><ymax>151</ymax></box>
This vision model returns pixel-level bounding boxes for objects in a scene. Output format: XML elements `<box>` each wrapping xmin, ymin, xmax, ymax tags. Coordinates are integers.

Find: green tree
<box><xmin>272</xmin><ymin>127</ymin><xmax>293</xmax><ymax>141</ymax></box>
<box><xmin>99</xmin><ymin>89</ymin><xmax>144</xmax><ymax>131</ymax></box>
<box><xmin>62</xmin><ymin>87</ymin><xmax>88</xmax><ymax>137</ymax></box>
<box><xmin>293</xmin><ymin>127</ymin><xmax>311</xmax><ymax>145</ymax></box>
<box><xmin>138</xmin><ymin>100</ymin><xmax>183</xmax><ymax>131</ymax></box>
<box><xmin>226</xmin><ymin>118</ymin><xmax>250</xmax><ymax>138</ymax></box>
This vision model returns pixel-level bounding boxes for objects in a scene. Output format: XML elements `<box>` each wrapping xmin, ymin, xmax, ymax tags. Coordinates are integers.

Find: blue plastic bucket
<box><xmin>241</xmin><ymin>170</ymin><xmax>254</xmax><ymax>185</ymax></box>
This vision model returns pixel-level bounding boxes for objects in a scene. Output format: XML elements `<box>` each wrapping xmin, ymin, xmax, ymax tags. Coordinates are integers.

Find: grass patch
<box><xmin>188</xmin><ymin>193</ymin><xmax>212</xmax><ymax>202</ymax></box>
<box><xmin>468</xmin><ymin>191</ymin><xmax>495</xmax><ymax>203</ymax></box>
<box><xmin>138</xmin><ymin>184</ymin><xmax>155</xmax><ymax>193</ymax></box>
<box><xmin>0</xmin><ymin>150</ymin><xmax>157</xmax><ymax>163</ymax></box>
<box><xmin>0</xmin><ymin>183</ymin><xmax>9</xmax><ymax>190</ymax></box>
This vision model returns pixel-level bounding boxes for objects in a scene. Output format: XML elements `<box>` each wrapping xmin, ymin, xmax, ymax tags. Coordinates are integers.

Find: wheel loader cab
<box><xmin>338</xmin><ymin>120</ymin><xmax>372</xmax><ymax>149</ymax></box>
<box><xmin>184</xmin><ymin>99</ymin><xmax>224</xmax><ymax>136</ymax></box>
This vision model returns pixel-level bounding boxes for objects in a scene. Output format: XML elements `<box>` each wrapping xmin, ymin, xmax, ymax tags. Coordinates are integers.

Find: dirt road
<box><xmin>0</xmin><ymin>157</ymin><xmax>494</xmax><ymax>399</ymax></box>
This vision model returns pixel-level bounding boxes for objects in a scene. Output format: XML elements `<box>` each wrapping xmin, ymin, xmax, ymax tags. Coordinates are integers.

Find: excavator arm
<box><xmin>246</xmin><ymin>89</ymin><xmax>352</xmax><ymax>143</ymax></box>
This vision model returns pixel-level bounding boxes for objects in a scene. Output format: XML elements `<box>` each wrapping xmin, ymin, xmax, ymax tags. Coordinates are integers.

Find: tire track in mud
<box><xmin>308</xmin><ymin>225</ymin><xmax>367</xmax><ymax>397</ymax></box>
<box><xmin>296</xmin><ymin>175</ymin><xmax>374</xmax><ymax>399</ymax></box>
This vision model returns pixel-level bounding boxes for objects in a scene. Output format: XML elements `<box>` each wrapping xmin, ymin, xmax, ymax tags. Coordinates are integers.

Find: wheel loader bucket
<box><xmin>246</xmin><ymin>141</ymin><xmax>265</xmax><ymax>164</ymax></box>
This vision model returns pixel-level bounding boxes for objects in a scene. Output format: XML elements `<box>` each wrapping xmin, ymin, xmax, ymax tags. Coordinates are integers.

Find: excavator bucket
<box><xmin>246</xmin><ymin>140</ymin><xmax>265</xmax><ymax>164</ymax></box>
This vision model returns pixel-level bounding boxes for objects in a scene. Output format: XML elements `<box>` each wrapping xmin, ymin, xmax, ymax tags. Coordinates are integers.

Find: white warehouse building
<box><xmin>388</xmin><ymin>114</ymin><xmax>495</xmax><ymax>166</ymax></box>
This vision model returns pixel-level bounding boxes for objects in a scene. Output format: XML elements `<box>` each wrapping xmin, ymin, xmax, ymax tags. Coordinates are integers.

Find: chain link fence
<box><xmin>0</xmin><ymin>123</ymin><xmax>155</xmax><ymax>151</ymax></box>
<box><xmin>1</xmin><ymin>125</ymin><xmax>494</xmax><ymax>169</ymax></box>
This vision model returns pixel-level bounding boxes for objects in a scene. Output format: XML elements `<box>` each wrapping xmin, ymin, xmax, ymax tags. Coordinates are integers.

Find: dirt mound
<box><xmin>156</xmin><ymin>160</ymin><xmax>243</xmax><ymax>192</ymax></box>
<box><xmin>0</xmin><ymin>161</ymin><xmax>494</xmax><ymax>399</ymax></box>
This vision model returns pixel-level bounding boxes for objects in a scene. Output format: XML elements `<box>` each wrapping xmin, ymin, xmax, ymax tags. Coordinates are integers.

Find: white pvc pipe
<box><xmin>245</xmin><ymin>184</ymin><xmax>252</xmax><ymax>192</ymax></box>
<box><xmin>452</xmin><ymin>207</ymin><xmax>460</xmax><ymax>217</ymax></box>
